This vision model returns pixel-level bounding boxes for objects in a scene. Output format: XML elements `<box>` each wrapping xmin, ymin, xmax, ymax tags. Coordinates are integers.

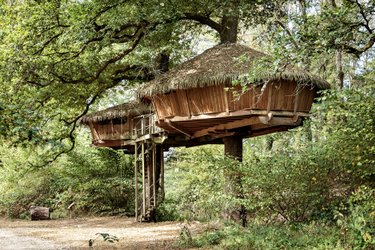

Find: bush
<box><xmin>0</xmin><ymin>138</ymin><xmax>135</xmax><ymax>218</ymax></box>
<box><xmin>335</xmin><ymin>186</ymin><xmax>375</xmax><ymax>249</ymax></box>
<box><xmin>165</xmin><ymin>145</ymin><xmax>230</xmax><ymax>221</ymax></box>
<box><xmin>241</xmin><ymin>145</ymin><xmax>337</xmax><ymax>223</ymax></box>
<box><xmin>205</xmin><ymin>223</ymin><xmax>344</xmax><ymax>250</ymax></box>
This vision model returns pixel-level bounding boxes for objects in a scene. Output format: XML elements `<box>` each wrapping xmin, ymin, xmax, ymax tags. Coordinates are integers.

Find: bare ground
<box><xmin>0</xmin><ymin>217</ymin><xmax>202</xmax><ymax>249</ymax></box>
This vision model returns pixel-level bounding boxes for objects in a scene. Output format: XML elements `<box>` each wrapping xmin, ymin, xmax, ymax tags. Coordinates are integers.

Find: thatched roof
<box><xmin>138</xmin><ymin>43</ymin><xmax>330</xmax><ymax>97</ymax></box>
<box><xmin>80</xmin><ymin>101</ymin><xmax>151</xmax><ymax>124</ymax></box>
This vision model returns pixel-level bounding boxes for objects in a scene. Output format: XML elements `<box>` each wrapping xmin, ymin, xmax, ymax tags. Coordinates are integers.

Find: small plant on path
<box><xmin>89</xmin><ymin>233</ymin><xmax>119</xmax><ymax>248</ymax></box>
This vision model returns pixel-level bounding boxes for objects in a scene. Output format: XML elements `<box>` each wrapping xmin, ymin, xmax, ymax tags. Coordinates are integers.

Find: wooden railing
<box><xmin>132</xmin><ymin>113</ymin><xmax>163</xmax><ymax>137</ymax></box>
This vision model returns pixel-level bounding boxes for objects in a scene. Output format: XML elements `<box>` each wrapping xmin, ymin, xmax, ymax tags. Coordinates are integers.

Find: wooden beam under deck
<box><xmin>192</xmin><ymin>117</ymin><xmax>259</xmax><ymax>138</ymax></box>
<box><xmin>166</xmin><ymin>109</ymin><xmax>309</xmax><ymax>122</ymax></box>
<box><xmin>166</xmin><ymin>120</ymin><xmax>192</xmax><ymax>138</ymax></box>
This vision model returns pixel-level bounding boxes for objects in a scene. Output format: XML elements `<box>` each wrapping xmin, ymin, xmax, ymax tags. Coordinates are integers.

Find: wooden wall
<box><xmin>89</xmin><ymin>115</ymin><xmax>161</xmax><ymax>143</ymax></box>
<box><xmin>152</xmin><ymin>81</ymin><xmax>316</xmax><ymax>120</ymax></box>
<box><xmin>90</xmin><ymin>117</ymin><xmax>131</xmax><ymax>141</ymax></box>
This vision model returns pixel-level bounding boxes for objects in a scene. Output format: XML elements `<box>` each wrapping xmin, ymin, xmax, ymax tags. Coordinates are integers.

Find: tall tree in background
<box><xmin>259</xmin><ymin>0</ymin><xmax>374</xmax><ymax>88</ymax></box>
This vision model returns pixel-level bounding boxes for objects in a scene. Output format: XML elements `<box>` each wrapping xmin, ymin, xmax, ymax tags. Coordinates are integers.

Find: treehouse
<box><xmin>80</xmin><ymin>101</ymin><xmax>159</xmax><ymax>152</ymax></box>
<box><xmin>81</xmin><ymin>43</ymin><xmax>330</xmax><ymax>222</ymax></box>
<box><xmin>138</xmin><ymin>43</ymin><xmax>330</xmax><ymax>141</ymax></box>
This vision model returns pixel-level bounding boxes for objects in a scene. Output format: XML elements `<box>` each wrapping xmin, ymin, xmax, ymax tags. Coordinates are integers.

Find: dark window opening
<box><xmin>112</xmin><ymin>117</ymin><xmax>127</xmax><ymax>125</ymax></box>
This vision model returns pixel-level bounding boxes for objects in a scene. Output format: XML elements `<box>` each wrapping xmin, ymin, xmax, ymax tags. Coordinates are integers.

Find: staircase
<box><xmin>134</xmin><ymin>141</ymin><xmax>164</xmax><ymax>222</ymax></box>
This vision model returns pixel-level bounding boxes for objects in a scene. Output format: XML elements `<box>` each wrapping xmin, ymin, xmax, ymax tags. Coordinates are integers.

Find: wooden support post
<box><xmin>150</xmin><ymin>115</ymin><xmax>154</xmax><ymax>134</ymax></box>
<box><xmin>160</xmin><ymin>146</ymin><xmax>165</xmax><ymax>201</ymax></box>
<box><xmin>166</xmin><ymin>120</ymin><xmax>191</xmax><ymax>138</ymax></box>
<box><xmin>147</xmin><ymin>144</ymin><xmax>151</xmax><ymax>209</ymax></box>
<box><xmin>134</xmin><ymin>142</ymin><xmax>139</xmax><ymax>221</ymax></box>
<box><xmin>141</xmin><ymin>118</ymin><xmax>145</xmax><ymax>135</ymax></box>
<box><xmin>152</xmin><ymin>143</ymin><xmax>157</xmax><ymax>207</ymax></box>
<box><xmin>129</xmin><ymin>115</ymin><xmax>133</xmax><ymax>137</ymax></box>
<box><xmin>224</xmin><ymin>137</ymin><xmax>243</xmax><ymax>161</ymax></box>
<box><xmin>141</xmin><ymin>142</ymin><xmax>146</xmax><ymax>217</ymax></box>
<box><xmin>223</xmin><ymin>136</ymin><xmax>247</xmax><ymax>227</ymax></box>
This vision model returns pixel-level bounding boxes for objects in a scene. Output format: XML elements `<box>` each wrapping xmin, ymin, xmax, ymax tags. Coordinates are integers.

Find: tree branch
<box><xmin>274</xmin><ymin>20</ymin><xmax>300</xmax><ymax>50</ymax></box>
<box><xmin>182</xmin><ymin>13</ymin><xmax>222</xmax><ymax>32</ymax></box>
<box><xmin>343</xmin><ymin>34</ymin><xmax>375</xmax><ymax>57</ymax></box>
<box><xmin>52</xmin><ymin>27</ymin><xmax>145</xmax><ymax>85</ymax></box>
<box><xmin>35</xmin><ymin>31</ymin><xmax>64</xmax><ymax>55</ymax></box>
<box><xmin>352</xmin><ymin>0</ymin><xmax>373</xmax><ymax>34</ymax></box>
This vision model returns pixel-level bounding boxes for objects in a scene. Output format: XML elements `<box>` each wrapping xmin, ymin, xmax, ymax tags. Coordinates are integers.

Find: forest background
<box><xmin>0</xmin><ymin>0</ymin><xmax>374</xmax><ymax>249</ymax></box>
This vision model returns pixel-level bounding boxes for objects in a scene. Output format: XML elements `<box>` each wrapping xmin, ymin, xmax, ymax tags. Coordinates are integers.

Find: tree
<box><xmin>257</xmin><ymin>0</ymin><xmax>374</xmax><ymax>87</ymax></box>
<box><xmin>0</xmin><ymin>0</ymin><xmax>275</xmax><ymax>164</ymax></box>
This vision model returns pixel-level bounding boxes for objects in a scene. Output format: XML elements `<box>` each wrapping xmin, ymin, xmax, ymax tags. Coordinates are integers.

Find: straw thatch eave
<box><xmin>80</xmin><ymin>101</ymin><xmax>152</xmax><ymax>124</ymax></box>
<box><xmin>138</xmin><ymin>43</ymin><xmax>330</xmax><ymax>98</ymax></box>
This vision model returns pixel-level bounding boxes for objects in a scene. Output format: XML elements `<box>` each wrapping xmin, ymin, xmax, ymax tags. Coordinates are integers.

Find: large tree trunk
<box><xmin>156</xmin><ymin>53</ymin><xmax>170</xmax><ymax>73</ymax></box>
<box><xmin>220</xmin><ymin>15</ymin><xmax>239</xmax><ymax>43</ymax></box>
<box><xmin>223</xmin><ymin>137</ymin><xmax>247</xmax><ymax>227</ymax></box>
<box><xmin>219</xmin><ymin>0</ymin><xmax>239</xmax><ymax>43</ymax></box>
<box><xmin>220</xmin><ymin>0</ymin><xmax>246</xmax><ymax>226</ymax></box>
<box><xmin>335</xmin><ymin>49</ymin><xmax>344</xmax><ymax>89</ymax></box>
<box><xmin>224</xmin><ymin>137</ymin><xmax>243</xmax><ymax>161</ymax></box>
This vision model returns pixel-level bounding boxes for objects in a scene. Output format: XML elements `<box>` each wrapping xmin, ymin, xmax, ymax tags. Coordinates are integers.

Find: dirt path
<box><xmin>0</xmin><ymin>228</ymin><xmax>60</xmax><ymax>249</ymax></box>
<box><xmin>0</xmin><ymin>217</ymin><xmax>201</xmax><ymax>249</ymax></box>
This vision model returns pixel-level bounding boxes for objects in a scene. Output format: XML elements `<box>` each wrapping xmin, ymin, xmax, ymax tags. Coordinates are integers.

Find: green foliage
<box><xmin>89</xmin><ymin>233</ymin><xmax>119</xmax><ymax>247</ymax></box>
<box><xmin>193</xmin><ymin>226</ymin><xmax>223</xmax><ymax>247</ymax></box>
<box><xmin>0</xmin><ymin>1</ymin><xmax>373</xmax><ymax>249</ymax></box>
<box><xmin>241</xmin><ymin>143</ymin><xmax>335</xmax><ymax>222</ymax></box>
<box><xmin>314</xmin><ymin>86</ymin><xmax>375</xmax><ymax>183</ymax></box>
<box><xmin>177</xmin><ymin>224</ymin><xmax>194</xmax><ymax>248</ymax></box>
<box><xmin>335</xmin><ymin>186</ymin><xmax>375</xmax><ymax>249</ymax></box>
<box><xmin>208</xmin><ymin>223</ymin><xmax>345</xmax><ymax>250</ymax></box>
<box><xmin>155</xmin><ymin>197</ymin><xmax>180</xmax><ymax>221</ymax></box>
<box><xmin>0</xmin><ymin>130</ymin><xmax>135</xmax><ymax>218</ymax></box>
<box><xmin>165</xmin><ymin>85</ymin><xmax>374</xmax><ymax>248</ymax></box>
<box><xmin>165</xmin><ymin>145</ymin><xmax>229</xmax><ymax>221</ymax></box>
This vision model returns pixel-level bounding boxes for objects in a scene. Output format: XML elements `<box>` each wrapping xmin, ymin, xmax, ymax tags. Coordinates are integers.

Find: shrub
<box><xmin>335</xmin><ymin>186</ymin><xmax>375</xmax><ymax>249</ymax></box>
<box><xmin>0</xmin><ymin>140</ymin><xmax>135</xmax><ymax>218</ymax></box>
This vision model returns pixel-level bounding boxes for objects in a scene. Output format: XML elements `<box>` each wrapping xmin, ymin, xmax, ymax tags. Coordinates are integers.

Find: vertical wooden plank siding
<box><xmin>129</xmin><ymin>115</ymin><xmax>133</xmax><ymax>137</ymax></box>
<box><xmin>297</xmin><ymin>88</ymin><xmax>316</xmax><ymax>112</ymax></box>
<box><xmin>267</xmin><ymin>84</ymin><xmax>273</xmax><ymax>113</ymax></box>
<box><xmin>253</xmin><ymin>84</ymin><xmax>270</xmax><ymax>110</ymax></box>
<box><xmin>184</xmin><ymin>90</ymin><xmax>192</xmax><ymax>117</ymax></box>
<box><xmin>89</xmin><ymin>122</ymin><xmax>100</xmax><ymax>141</ymax></box>
<box><xmin>269</xmin><ymin>81</ymin><xmax>294</xmax><ymax>111</ymax></box>
<box><xmin>153</xmin><ymin>95</ymin><xmax>173</xmax><ymax>119</ymax></box>
<box><xmin>174</xmin><ymin>90</ymin><xmax>190</xmax><ymax>116</ymax></box>
<box><xmin>293</xmin><ymin>87</ymin><xmax>300</xmax><ymax>114</ymax></box>
<box><xmin>224</xmin><ymin>88</ymin><xmax>230</xmax><ymax>113</ymax></box>
<box><xmin>186</xmin><ymin>88</ymin><xmax>203</xmax><ymax>114</ymax></box>
<box><xmin>149</xmin><ymin>82</ymin><xmax>316</xmax><ymax>123</ymax></box>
